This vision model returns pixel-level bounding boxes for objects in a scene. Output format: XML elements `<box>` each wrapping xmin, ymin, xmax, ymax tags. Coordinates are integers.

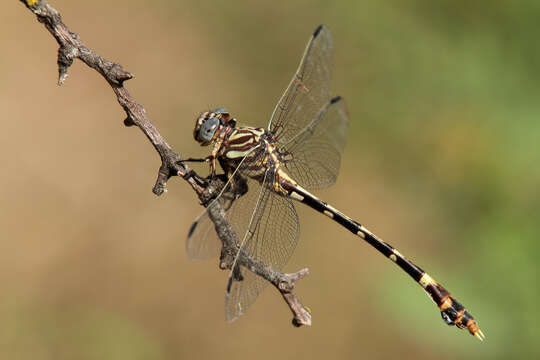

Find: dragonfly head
<box><xmin>194</xmin><ymin>108</ymin><xmax>236</xmax><ymax>146</ymax></box>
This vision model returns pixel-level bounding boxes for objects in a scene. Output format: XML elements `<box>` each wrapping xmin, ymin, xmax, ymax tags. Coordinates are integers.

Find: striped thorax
<box><xmin>193</xmin><ymin>108</ymin><xmax>295</xmax><ymax>194</ymax></box>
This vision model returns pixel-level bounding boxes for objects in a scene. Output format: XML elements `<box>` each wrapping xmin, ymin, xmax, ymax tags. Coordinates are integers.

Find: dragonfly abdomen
<box><xmin>287</xmin><ymin>184</ymin><xmax>484</xmax><ymax>340</ymax></box>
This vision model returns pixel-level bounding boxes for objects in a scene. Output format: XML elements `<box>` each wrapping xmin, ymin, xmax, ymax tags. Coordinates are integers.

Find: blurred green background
<box><xmin>2</xmin><ymin>0</ymin><xmax>539</xmax><ymax>359</ymax></box>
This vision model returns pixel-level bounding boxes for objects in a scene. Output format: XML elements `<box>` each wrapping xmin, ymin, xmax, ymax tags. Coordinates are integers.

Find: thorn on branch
<box><xmin>92</xmin><ymin>57</ymin><xmax>134</xmax><ymax>86</ymax></box>
<box><xmin>112</xmin><ymin>64</ymin><xmax>133</xmax><ymax>83</ymax></box>
<box><xmin>292</xmin><ymin>309</ymin><xmax>311</xmax><ymax>327</ymax></box>
<box><xmin>153</xmin><ymin>163</ymin><xmax>172</xmax><ymax>196</ymax></box>
<box><xmin>279</xmin><ymin>268</ymin><xmax>309</xmax><ymax>292</ymax></box>
<box><xmin>57</xmin><ymin>45</ymin><xmax>77</xmax><ymax>85</ymax></box>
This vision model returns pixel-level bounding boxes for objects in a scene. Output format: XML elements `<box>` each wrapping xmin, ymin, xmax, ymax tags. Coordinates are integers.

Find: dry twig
<box><xmin>19</xmin><ymin>0</ymin><xmax>311</xmax><ymax>326</ymax></box>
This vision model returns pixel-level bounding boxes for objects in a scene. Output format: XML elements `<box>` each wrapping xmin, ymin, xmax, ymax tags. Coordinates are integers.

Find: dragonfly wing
<box><xmin>186</xmin><ymin>193</ymin><xmax>236</xmax><ymax>261</ymax></box>
<box><xmin>280</xmin><ymin>96</ymin><xmax>348</xmax><ymax>189</ymax></box>
<box><xmin>269</xmin><ymin>25</ymin><xmax>333</xmax><ymax>147</ymax></box>
<box><xmin>185</xmin><ymin>149</ymin><xmax>260</xmax><ymax>261</ymax></box>
<box><xmin>225</xmin><ymin>169</ymin><xmax>300</xmax><ymax>322</ymax></box>
<box><xmin>268</xmin><ymin>25</ymin><xmax>347</xmax><ymax>189</ymax></box>
<box><xmin>186</xmin><ymin>209</ymin><xmax>221</xmax><ymax>261</ymax></box>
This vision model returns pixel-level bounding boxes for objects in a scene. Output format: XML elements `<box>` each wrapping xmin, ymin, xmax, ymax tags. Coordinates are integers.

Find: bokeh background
<box><xmin>2</xmin><ymin>0</ymin><xmax>539</xmax><ymax>359</ymax></box>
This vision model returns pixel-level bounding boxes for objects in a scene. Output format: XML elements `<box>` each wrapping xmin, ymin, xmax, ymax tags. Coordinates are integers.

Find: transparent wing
<box><xmin>268</xmin><ymin>25</ymin><xmax>347</xmax><ymax>189</ymax></box>
<box><xmin>269</xmin><ymin>25</ymin><xmax>333</xmax><ymax>146</ymax></box>
<box><xmin>186</xmin><ymin>192</ymin><xmax>236</xmax><ymax>261</ymax></box>
<box><xmin>186</xmin><ymin>147</ymin><xmax>261</xmax><ymax>261</ymax></box>
<box><xmin>186</xmin><ymin>210</ymin><xmax>220</xmax><ymax>260</ymax></box>
<box><xmin>225</xmin><ymin>169</ymin><xmax>300</xmax><ymax>322</ymax></box>
<box><xmin>279</xmin><ymin>96</ymin><xmax>348</xmax><ymax>189</ymax></box>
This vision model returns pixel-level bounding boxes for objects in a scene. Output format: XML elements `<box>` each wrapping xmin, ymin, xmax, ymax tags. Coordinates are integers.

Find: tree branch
<box><xmin>19</xmin><ymin>0</ymin><xmax>311</xmax><ymax>326</ymax></box>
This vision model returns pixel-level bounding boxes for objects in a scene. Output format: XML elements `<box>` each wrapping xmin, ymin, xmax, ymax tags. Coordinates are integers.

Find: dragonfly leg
<box><xmin>181</xmin><ymin>157</ymin><xmax>210</xmax><ymax>163</ymax></box>
<box><xmin>209</xmin><ymin>156</ymin><xmax>217</xmax><ymax>178</ymax></box>
<box><xmin>179</xmin><ymin>156</ymin><xmax>217</xmax><ymax>178</ymax></box>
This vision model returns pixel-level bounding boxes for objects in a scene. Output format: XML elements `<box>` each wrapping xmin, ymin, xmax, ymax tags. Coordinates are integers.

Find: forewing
<box><xmin>225</xmin><ymin>170</ymin><xmax>300</xmax><ymax>322</ymax></box>
<box><xmin>279</xmin><ymin>96</ymin><xmax>348</xmax><ymax>189</ymax></box>
<box><xmin>269</xmin><ymin>25</ymin><xmax>333</xmax><ymax>146</ymax></box>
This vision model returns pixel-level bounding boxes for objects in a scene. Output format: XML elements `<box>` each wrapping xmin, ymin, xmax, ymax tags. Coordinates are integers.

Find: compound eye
<box><xmin>213</xmin><ymin>108</ymin><xmax>228</xmax><ymax>115</ymax></box>
<box><xmin>198</xmin><ymin>117</ymin><xmax>220</xmax><ymax>142</ymax></box>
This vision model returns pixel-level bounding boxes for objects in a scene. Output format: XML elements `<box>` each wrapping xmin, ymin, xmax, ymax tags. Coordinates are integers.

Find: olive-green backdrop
<box><xmin>2</xmin><ymin>1</ymin><xmax>538</xmax><ymax>359</ymax></box>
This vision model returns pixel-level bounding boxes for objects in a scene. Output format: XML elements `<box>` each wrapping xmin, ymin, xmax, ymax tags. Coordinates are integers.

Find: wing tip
<box><xmin>187</xmin><ymin>221</ymin><xmax>198</xmax><ymax>239</ymax></box>
<box><xmin>330</xmin><ymin>95</ymin><xmax>342</xmax><ymax>104</ymax></box>
<box><xmin>226</xmin><ymin>276</ymin><xmax>233</xmax><ymax>294</ymax></box>
<box><xmin>313</xmin><ymin>24</ymin><xmax>324</xmax><ymax>38</ymax></box>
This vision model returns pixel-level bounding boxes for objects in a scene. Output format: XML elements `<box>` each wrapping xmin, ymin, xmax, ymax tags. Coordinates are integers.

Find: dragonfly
<box><xmin>185</xmin><ymin>25</ymin><xmax>484</xmax><ymax>340</ymax></box>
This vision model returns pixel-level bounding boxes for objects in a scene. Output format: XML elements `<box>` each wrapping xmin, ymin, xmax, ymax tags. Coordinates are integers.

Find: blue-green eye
<box><xmin>213</xmin><ymin>108</ymin><xmax>228</xmax><ymax>115</ymax></box>
<box><xmin>198</xmin><ymin>117</ymin><xmax>220</xmax><ymax>142</ymax></box>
